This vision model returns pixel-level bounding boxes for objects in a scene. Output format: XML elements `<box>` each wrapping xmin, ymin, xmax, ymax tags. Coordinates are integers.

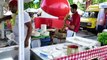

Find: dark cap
<box><xmin>70</xmin><ymin>4</ymin><xmax>78</xmax><ymax>9</ymax></box>
<box><xmin>9</xmin><ymin>0</ymin><xmax>18</xmax><ymax>7</ymax></box>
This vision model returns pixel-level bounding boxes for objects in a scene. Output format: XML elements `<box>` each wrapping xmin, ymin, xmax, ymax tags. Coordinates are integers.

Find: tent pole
<box><xmin>18</xmin><ymin>0</ymin><xmax>25</xmax><ymax>60</ymax></box>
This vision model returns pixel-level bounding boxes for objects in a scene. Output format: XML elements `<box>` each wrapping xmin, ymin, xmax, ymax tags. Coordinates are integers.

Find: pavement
<box><xmin>77</xmin><ymin>30</ymin><xmax>97</xmax><ymax>40</ymax></box>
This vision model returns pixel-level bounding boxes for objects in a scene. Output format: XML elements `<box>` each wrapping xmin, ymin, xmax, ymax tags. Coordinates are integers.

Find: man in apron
<box><xmin>9</xmin><ymin>0</ymin><xmax>32</xmax><ymax>60</ymax></box>
<box><xmin>64</xmin><ymin>4</ymin><xmax>80</xmax><ymax>37</ymax></box>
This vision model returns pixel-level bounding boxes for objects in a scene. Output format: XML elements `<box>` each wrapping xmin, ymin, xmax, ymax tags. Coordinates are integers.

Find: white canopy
<box><xmin>99</xmin><ymin>2</ymin><xmax>107</xmax><ymax>8</ymax></box>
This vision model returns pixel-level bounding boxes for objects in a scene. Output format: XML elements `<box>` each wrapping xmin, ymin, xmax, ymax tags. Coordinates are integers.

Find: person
<box><xmin>27</xmin><ymin>12</ymin><xmax>35</xmax><ymax>29</ymax></box>
<box><xmin>96</xmin><ymin>8</ymin><xmax>107</xmax><ymax>33</ymax></box>
<box><xmin>27</xmin><ymin>11</ymin><xmax>41</xmax><ymax>48</ymax></box>
<box><xmin>63</xmin><ymin>4</ymin><xmax>80</xmax><ymax>37</ymax></box>
<box><xmin>9</xmin><ymin>0</ymin><xmax>32</xmax><ymax>60</ymax></box>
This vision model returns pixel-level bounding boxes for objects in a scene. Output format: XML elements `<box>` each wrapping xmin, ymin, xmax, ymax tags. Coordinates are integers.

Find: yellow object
<box><xmin>86</xmin><ymin>5</ymin><xmax>99</xmax><ymax>12</ymax></box>
<box><xmin>11</xmin><ymin>16</ymin><xmax>16</xmax><ymax>26</ymax></box>
<box><xmin>80</xmin><ymin>5</ymin><xmax>99</xmax><ymax>29</ymax></box>
<box><xmin>11</xmin><ymin>12</ymin><xmax>18</xmax><ymax>28</ymax></box>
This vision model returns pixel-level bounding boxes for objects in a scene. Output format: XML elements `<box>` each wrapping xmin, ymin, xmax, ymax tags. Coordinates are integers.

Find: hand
<box><xmin>25</xmin><ymin>40</ymin><xmax>29</xmax><ymax>48</ymax></box>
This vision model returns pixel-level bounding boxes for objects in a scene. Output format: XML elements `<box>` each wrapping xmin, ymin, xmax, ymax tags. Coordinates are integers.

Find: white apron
<box><xmin>66</xmin><ymin>30</ymin><xmax>76</xmax><ymax>37</ymax></box>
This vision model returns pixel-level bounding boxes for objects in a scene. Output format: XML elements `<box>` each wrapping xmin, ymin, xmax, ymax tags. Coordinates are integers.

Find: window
<box><xmin>82</xmin><ymin>11</ymin><xmax>98</xmax><ymax>18</ymax></box>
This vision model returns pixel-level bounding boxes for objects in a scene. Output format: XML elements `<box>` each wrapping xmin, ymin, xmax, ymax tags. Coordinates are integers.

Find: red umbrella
<box><xmin>41</xmin><ymin>0</ymin><xmax>70</xmax><ymax>19</ymax></box>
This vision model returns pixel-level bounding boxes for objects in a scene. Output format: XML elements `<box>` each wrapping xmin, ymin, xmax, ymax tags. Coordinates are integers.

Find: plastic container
<box><xmin>31</xmin><ymin>39</ymin><xmax>41</xmax><ymax>48</ymax></box>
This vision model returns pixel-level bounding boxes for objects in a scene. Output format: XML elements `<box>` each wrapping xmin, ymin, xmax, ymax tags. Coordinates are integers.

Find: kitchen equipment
<box><xmin>67</xmin><ymin>45</ymin><xmax>78</xmax><ymax>55</ymax></box>
<box><xmin>41</xmin><ymin>24</ymin><xmax>47</xmax><ymax>32</ymax></box>
<box><xmin>42</xmin><ymin>31</ymin><xmax>49</xmax><ymax>36</ymax></box>
<box><xmin>0</xmin><ymin>38</ymin><xmax>8</xmax><ymax>48</ymax></box>
<box><xmin>32</xmin><ymin>31</ymin><xmax>40</xmax><ymax>37</ymax></box>
<box><xmin>54</xmin><ymin>29</ymin><xmax>66</xmax><ymax>39</ymax></box>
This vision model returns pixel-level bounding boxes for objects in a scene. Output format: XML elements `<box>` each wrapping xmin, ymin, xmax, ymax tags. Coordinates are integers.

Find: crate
<box><xmin>40</xmin><ymin>37</ymin><xmax>51</xmax><ymax>46</ymax></box>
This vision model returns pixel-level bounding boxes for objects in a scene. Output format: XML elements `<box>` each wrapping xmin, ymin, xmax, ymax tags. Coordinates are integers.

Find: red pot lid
<box><xmin>68</xmin><ymin>45</ymin><xmax>78</xmax><ymax>48</ymax></box>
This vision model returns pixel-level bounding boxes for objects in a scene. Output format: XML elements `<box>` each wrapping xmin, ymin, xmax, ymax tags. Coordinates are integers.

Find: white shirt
<box><xmin>97</xmin><ymin>9</ymin><xmax>105</xmax><ymax>25</ymax></box>
<box><xmin>13</xmin><ymin>11</ymin><xmax>31</xmax><ymax>43</ymax></box>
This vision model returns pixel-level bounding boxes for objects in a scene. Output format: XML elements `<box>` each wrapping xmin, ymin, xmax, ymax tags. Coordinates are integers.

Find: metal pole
<box><xmin>18</xmin><ymin>0</ymin><xmax>25</xmax><ymax>60</ymax></box>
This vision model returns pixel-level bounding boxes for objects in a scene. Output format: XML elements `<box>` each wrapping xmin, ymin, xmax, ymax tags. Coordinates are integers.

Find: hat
<box><xmin>9</xmin><ymin>0</ymin><xmax>18</xmax><ymax>7</ymax></box>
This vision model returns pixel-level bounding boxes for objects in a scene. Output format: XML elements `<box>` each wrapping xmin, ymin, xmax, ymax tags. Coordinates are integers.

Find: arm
<box><xmin>64</xmin><ymin>14</ymin><xmax>70</xmax><ymax>23</ymax></box>
<box><xmin>65</xmin><ymin>15</ymin><xmax>80</xmax><ymax>31</ymax></box>
<box><xmin>63</xmin><ymin>14</ymin><xmax>75</xmax><ymax>30</ymax></box>
<box><xmin>62</xmin><ymin>14</ymin><xmax>70</xmax><ymax>30</ymax></box>
<box><xmin>65</xmin><ymin>23</ymin><xmax>75</xmax><ymax>30</ymax></box>
<box><xmin>25</xmin><ymin>21</ymin><xmax>32</xmax><ymax>48</ymax></box>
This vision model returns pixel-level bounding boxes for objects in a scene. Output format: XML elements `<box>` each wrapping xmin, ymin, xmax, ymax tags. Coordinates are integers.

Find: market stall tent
<box><xmin>99</xmin><ymin>2</ymin><xmax>107</xmax><ymax>8</ymax></box>
<box><xmin>41</xmin><ymin>0</ymin><xmax>70</xmax><ymax>18</ymax></box>
<box><xmin>34</xmin><ymin>0</ymin><xmax>70</xmax><ymax>29</ymax></box>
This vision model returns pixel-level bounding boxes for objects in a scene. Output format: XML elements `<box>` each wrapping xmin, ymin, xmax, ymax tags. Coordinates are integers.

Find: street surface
<box><xmin>77</xmin><ymin>30</ymin><xmax>97</xmax><ymax>40</ymax></box>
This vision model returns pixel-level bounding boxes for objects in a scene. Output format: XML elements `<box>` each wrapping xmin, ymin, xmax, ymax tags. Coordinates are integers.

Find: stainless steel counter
<box><xmin>0</xmin><ymin>45</ymin><xmax>18</xmax><ymax>60</ymax></box>
<box><xmin>31</xmin><ymin>42</ymin><xmax>74</xmax><ymax>60</ymax></box>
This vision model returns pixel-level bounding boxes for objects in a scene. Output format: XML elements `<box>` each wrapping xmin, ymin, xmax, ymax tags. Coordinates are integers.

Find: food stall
<box><xmin>26</xmin><ymin>1</ymin><xmax>107</xmax><ymax>59</ymax></box>
<box><xmin>31</xmin><ymin>1</ymin><xmax>107</xmax><ymax>60</ymax></box>
<box><xmin>0</xmin><ymin>0</ymin><xmax>31</xmax><ymax>60</ymax></box>
<box><xmin>31</xmin><ymin>36</ymin><xmax>101</xmax><ymax>60</ymax></box>
<box><xmin>0</xmin><ymin>0</ymin><xmax>107</xmax><ymax>60</ymax></box>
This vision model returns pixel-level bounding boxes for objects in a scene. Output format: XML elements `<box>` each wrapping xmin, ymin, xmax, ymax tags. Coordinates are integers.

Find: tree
<box><xmin>24</xmin><ymin>0</ymin><xmax>41</xmax><ymax>9</ymax></box>
<box><xmin>68</xmin><ymin>0</ymin><xmax>73</xmax><ymax>5</ymax></box>
<box><xmin>92</xmin><ymin>0</ymin><xmax>99</xmax><ymax>4</ymax></box>
<box><xmin>92</xmin><ymin>0</ymin><xmax>107</xmax><ymax>4</ymax></box>
<box><xmin>77</xmin><ymin>2</ymin><xmax>85</xmax><ymax>11</ymax></box>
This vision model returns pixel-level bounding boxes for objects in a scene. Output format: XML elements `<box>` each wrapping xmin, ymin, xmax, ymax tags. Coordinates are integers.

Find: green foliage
<box><xmin>92</xmin><ymin>0</ymin><xmax>99</xmax><ymax>4</ymax></box>
<box><xmin>24</xmin><ymin>1</ymin><xmax>35</xmax><ymax>9</ymax></box>
<box><xmin>24</xmin><ymin>0</ymin><xmax>41</xmax><ymax>10</ymax></box>
<box><xmin>99</xmin><ymin>0</ymin><xmax>107</xmax><ymax>3</ymax></box>
<box><xmin>98</xmin><ymin>32</ymin><xmax>107</xmax><ymax>45</ymax></box>
<box><xmin>92</xmin><ymin>0</ymin><xmax>107</xmax><ymax>4</ymax></box>
<box><xmin>77</xmin><ymin>2</ymin><xmax>85</xmax><ymax>11</ymax></box>
<box><xmin>68</xmin><ymin>0</ymin><xmax>73</xmax><ymax>5</ymax></box>
<box><xmin>68</xmin><ymin>0</ymin><xmax>85</xmax><ymax>11</ymax></box>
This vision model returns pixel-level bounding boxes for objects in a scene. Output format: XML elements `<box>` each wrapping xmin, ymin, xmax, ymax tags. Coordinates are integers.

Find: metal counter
<box><xmin>0</xmin><ymin>45</ymin><xmax>18</xmax><ymax>60</ymax></box>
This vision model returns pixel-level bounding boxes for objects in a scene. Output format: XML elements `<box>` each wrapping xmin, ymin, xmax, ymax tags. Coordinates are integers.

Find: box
<box><xmin>40</xmin><ymin>37</ymin><xmax>51</xmax><ymax>46</ymax></box>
